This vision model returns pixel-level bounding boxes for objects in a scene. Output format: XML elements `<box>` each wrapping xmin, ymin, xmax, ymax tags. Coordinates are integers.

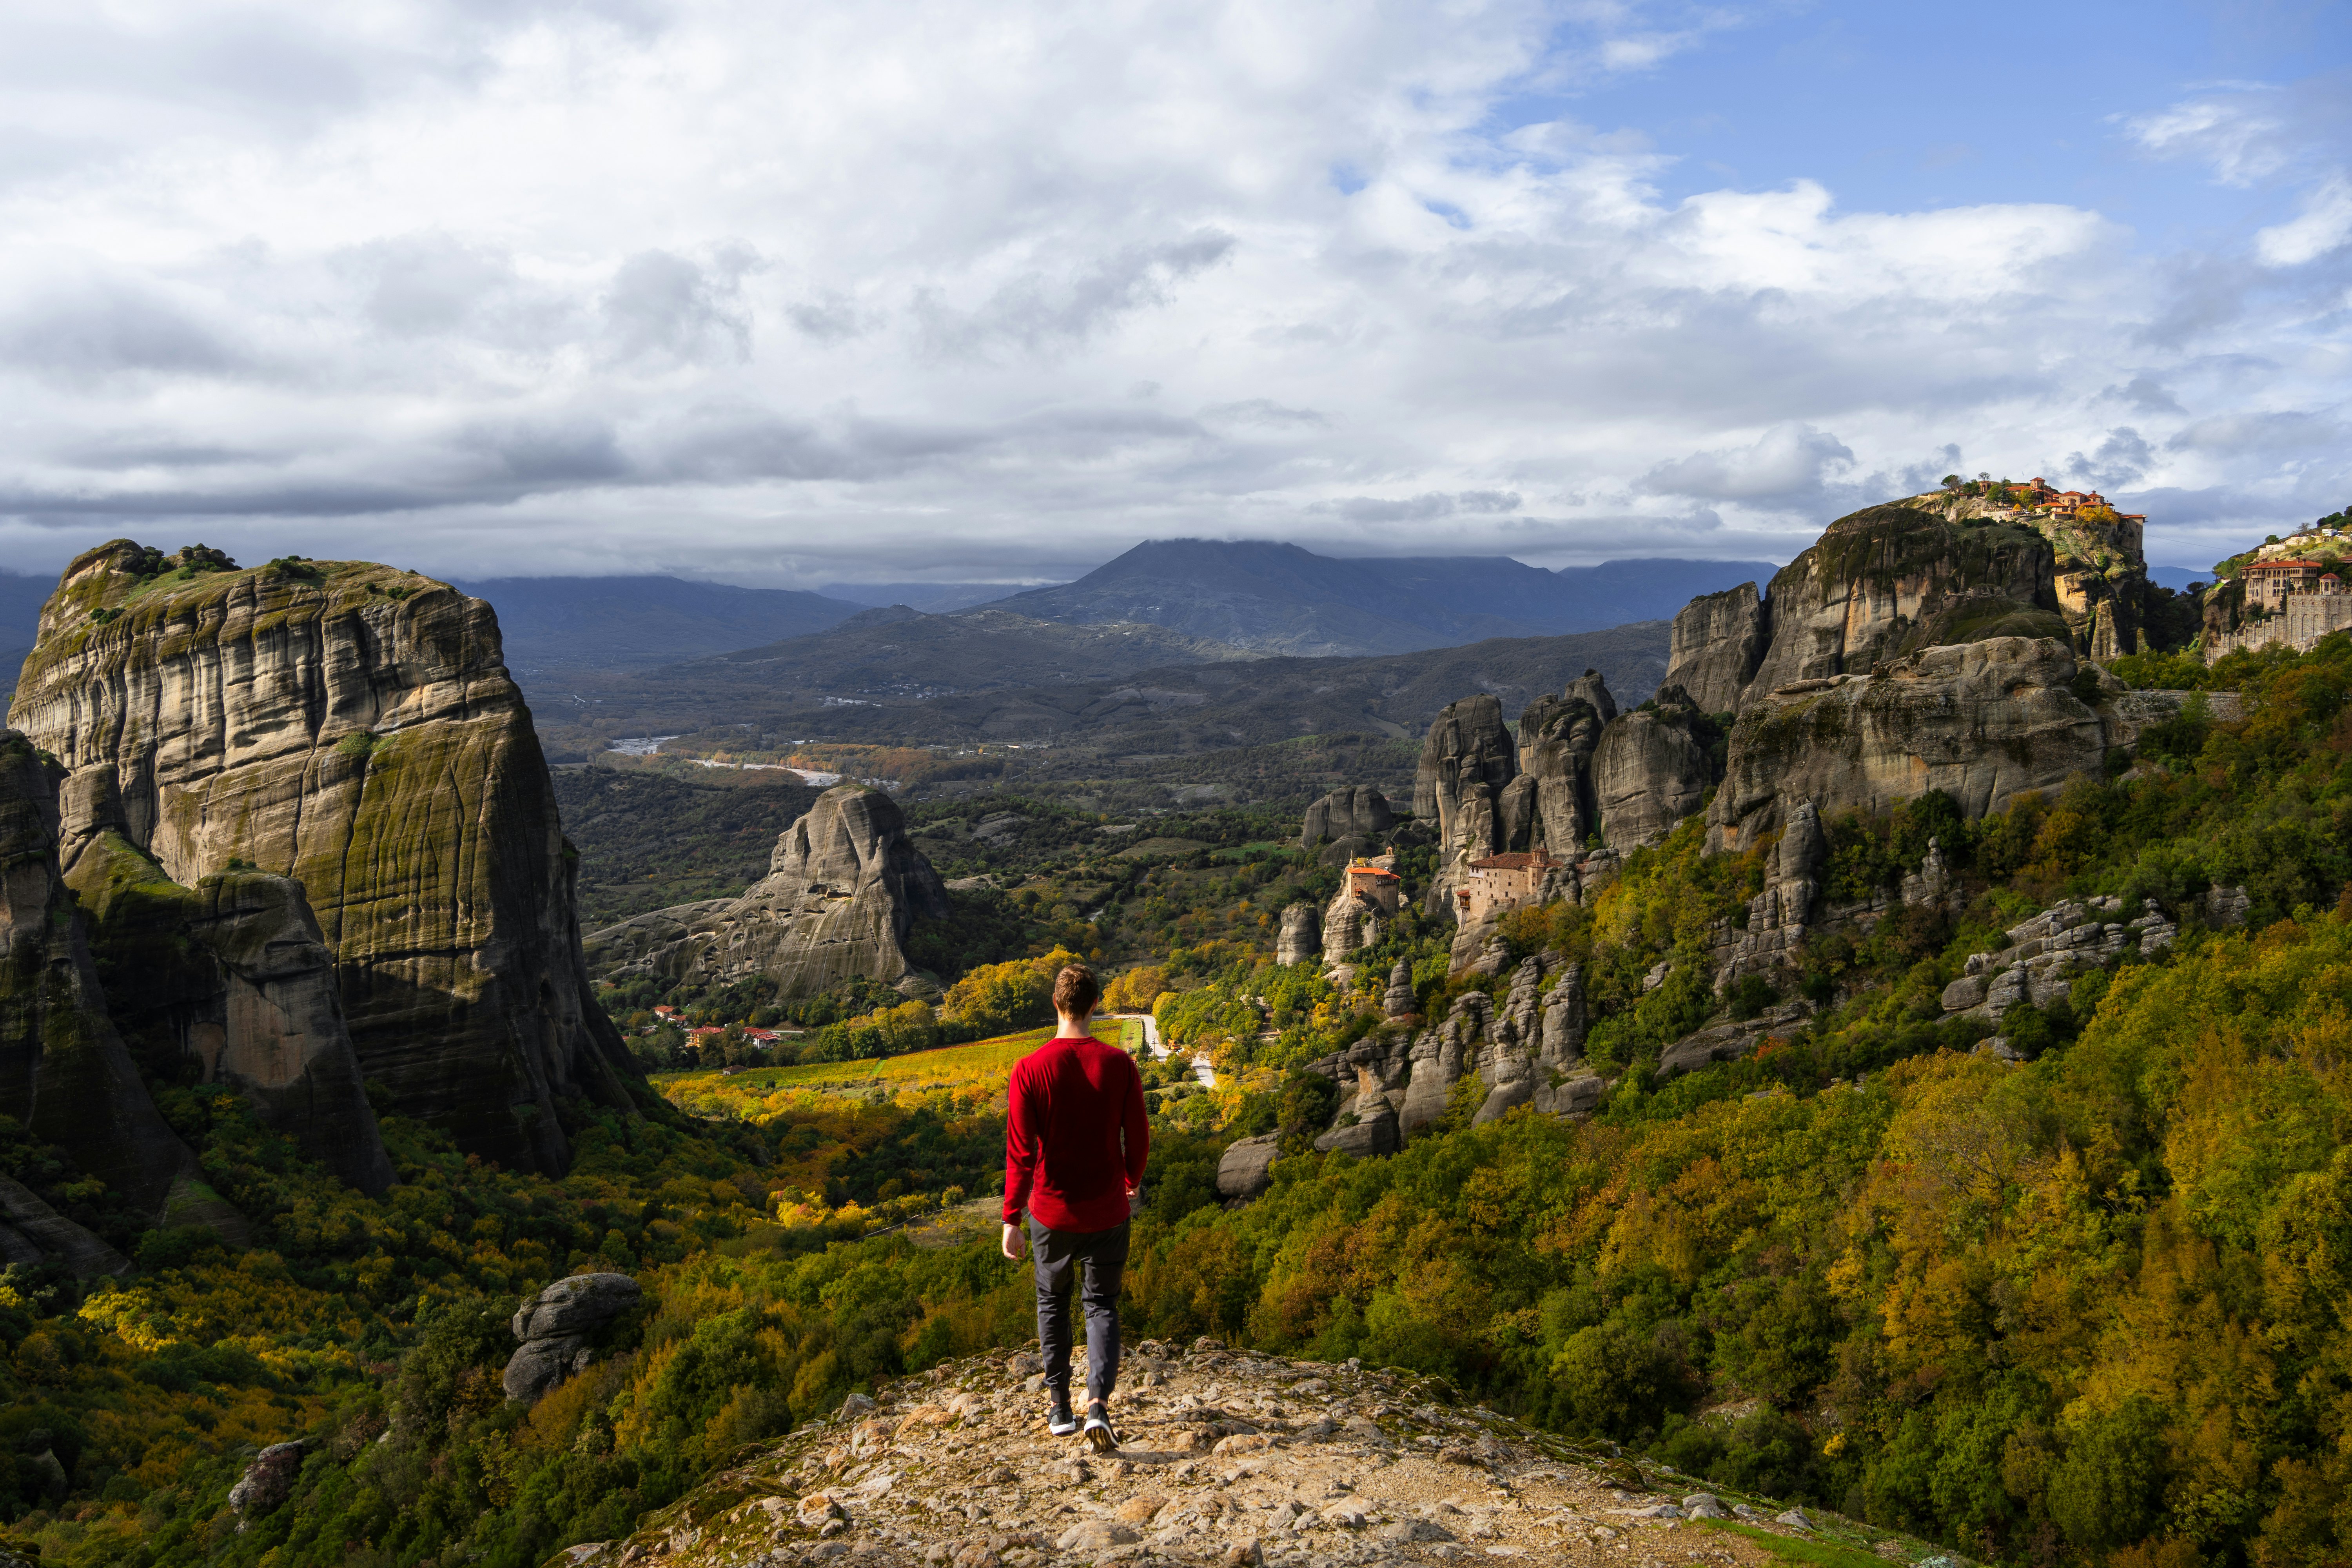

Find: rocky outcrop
<box><xmin>506</xmin><ymin>1272</ymin><xmax>644</xmax><ymax>1403</ymax></box>
<box><xmin>559</xmin><ymin>1342</ymin><xmax>1894</xmax><ymax>1568</ymax></box>
<box><xmin>1299</xmin><ymin>787</ymin><xmax>1393</xmax><ymax>850</ymax></box>
<box><xmin>1381</xmin><ymin>960</ymin><xmax>1416</xmax><ymax>1018</ymax></box>
<box><xmin>13</xmin><ymin>543</ymin><xmax>641</xmax><ymax>1176</ymax></box>
<box><xmin>66</xmin><ymin>823</ymin><xmax>393</xmax><ymax>1196</ymax></box>
<box><xmin>227</xmin><ymin>1442</ymin><xmax>306</xmax><ymax>1523</ymax></box>
<box><xmin>1307</xmin><ymin>958</ymin><xmax>1603</xmax><ymax>1142</ymax></box>
<box><xmin>1514</xmin><ymin>691</ymin><xmax>1606</xmax><ymax>854</ymax></box>
<box><xmin>0</xmin><ymin>730</ymin><xmax>209</xmax><ymax>1226</ymax></box>
<box><xmin>1414</xmin><ymin>696</ymin><xmax>1516</xmax><ymax>914</ymax></box>
<box><xmin>1712</xmin><ymin>801</ymin><xmax>1824</xmax><ymax>989</ymax></box>
<box><xmin>1939</xmin><ymin>897</ymin><xmax>2177</xmax><ymax>1023</ymax></box>
<box><xmin>1590</xmin><ymin>686</ymin><xmax>1717</xmax><ymax>849</ymax></box>
<box><xmin>1657</xmin><ymin>1002</ymin><xmax>1817</xmax><ymax>1082</ymax></box>
<box><xmin>0</xmin><ymin>1175</ymin><xmax>130</xmax><ymax>1278</ymax></box>
<box><xmin>1214</xmin><ymin>1134</ymin><xmax>1280</xmax><ymax>1201</ymax></box>
<box><xmin>1666</xmin><ymin>584</ymin><xmax>1768</xmax><ymax>713</ymax></box>
<box><xmin>1275</xmin><ymin>905</ymin><xmax>1320</xmax><ymax>967</ymax></box>
<box><xmin>584</xmin><ymin>786</ymin><xmax>950</xmax><ymax>1000</ymax></box>
<box><xmin>1709</xmin><ymin>638</ymin><xmax>2112</xmax><ymax>853</ymax></box>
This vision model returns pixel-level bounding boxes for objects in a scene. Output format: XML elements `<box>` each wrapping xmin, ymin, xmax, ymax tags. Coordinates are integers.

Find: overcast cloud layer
<box><xmin>0</xmin><ymin>0</ymin><xmax>2345</xmax><ymax>586</ymax></box>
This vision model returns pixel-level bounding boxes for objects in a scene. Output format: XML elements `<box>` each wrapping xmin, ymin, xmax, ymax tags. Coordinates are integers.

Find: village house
<box><xmin>1455</xmin><ymin>848</ymin><xmax>1567</xmax><ymax>926</ymax></box>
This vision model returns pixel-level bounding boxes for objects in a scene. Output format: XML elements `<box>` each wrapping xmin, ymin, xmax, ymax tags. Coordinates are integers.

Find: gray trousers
<box><xmin>1031</xmin><ymin>1218</ymin><xmax>1130</xmax><ymax>1405</ymax></box>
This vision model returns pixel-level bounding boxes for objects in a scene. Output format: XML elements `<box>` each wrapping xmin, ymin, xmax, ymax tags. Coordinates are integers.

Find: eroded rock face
<box><xmin>1514</xmin><ymin>693</ymin><xmax>1605</xmax><ymax>853</ymax></box>
<box><xmin>1275</xmin><ymin>905</ymin><xmax>1320</xmax><ymax>967</ymax></box>
<box><xmin>1299</xmin><ymin>787</ymin><xmax>1393</xmax><ymax>850</ymax></box>
<box><xmin>1413</xmin><ymin>696</ymin><xmax>1515</xmax><ymax>914</ymax></box>
<box><xmin>1939</xmin><ymin>897</ymin><xmax>2176</xmax><ymax>1025</ymax></box>
<box><xmin>66</xmin><ymin>827</ymin><xmax>393</xmax><ymax>1196</ymax></box>
<box><xmin>15</xmin><ymin>543</ymin><xmax>641</xmax><ymax>1175</ymax></box>
<box><xmin>227</xmin><ymin>1442</ymin><xmax>306</xmax><ymax>1523</ymax></box>
<box><xmin>1590</xmin><ymin>687</ymin><xmax>1715</xmax><ymax>849</ymax></box>
<box><xmin>1708</xmin><ymin>638</ymin><xmax>2110</xmax><ymax>854</ymax></box>
<box><xmin>1740</xmin><ymin>503</ymin><xmax>2067</xmax><ymax>697</ymax></box>
<box><xmin>584</xmin><ymin>786</ymin><xmax>950</xmax><ymax>999</ymax></box>
<box><xmin>506</xmin><ymin>1272</ymin><xmax>643</xmax><ymax>1404</ymax></box>
<box><xmin>1666</xmin><ymin>583</ymin><xmax>1768</xmax><ymax>713</ymax></box>
<box><xmin>1307</xmin><ymin>958</ymin><xmax>1602</xmax><ymax>1141</ymax></box>
<box><xmin>0</xmin><ymin>730</ymin><xmax>204</xmax><ymax>1223</ymax></box>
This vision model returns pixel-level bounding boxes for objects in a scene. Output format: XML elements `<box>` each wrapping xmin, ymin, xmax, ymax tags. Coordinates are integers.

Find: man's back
<box><xmin>1004</xmin><ymin>1033</ymin><xmax>1148</xmax><ymax>1234</ymax></box>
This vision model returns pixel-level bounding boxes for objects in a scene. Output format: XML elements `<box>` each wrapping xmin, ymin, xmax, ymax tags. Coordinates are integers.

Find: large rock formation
<box><xmin>1514</xmin><ymin>691</ymin><xmax>1606</xmax><ymax>853</ymax></box>
<box><xmin>1305</xmin><ymin>957</ymin><xmax>1605</xmax><ymax>1143</ymax></box>
<box><xmin>1414</xmin><ymin>696</ymin><xmax>1517</xmax><ymax>915</ymax></box>
<box><xmin>1299</xmin><ymin>787</ymin><xmax>1394</xmax><ymax>850</ymax></box>
<box><xmin>64</xmin><ymin>783</ymin><xmax>393</xmax><ymax>1194</ymax></box>
<box><xmin>1590</xmin><ymin>685</ymin><xmax>1716</xmax><ymax>849</ymax></box>
<box><xmin>505</xmin><ymin>1272</ymin><xmax>643</xmax><ymax>1403</ymax></box>
<box><xmin>1275</xmin><ymin>904</ymin><xmax>1320</xmax><ymax>967</ymax></box>
<box><xmin>13</xmin><ymin>543</ymin><xmax>641</xmax><ymax>1175</ymax></box>
<box><xmin>1666</xmin><ymin>583</ymin><xmax>1768</xmax><ymax>713</ymax></box>
<box><xmin>1708</xmin><ymin>638</ymin><xmax>2116</xmax><ymax>853</ymax></box>
<box><xmin>1670</xmin><ymin>497</ymin><xmax>2185</xmax><ymax>724</ymax></box>
<box><xmin>0</xmin><ymin>730</ymin><xmax>227</xmax><ymax>1233</ymax></box>
<box><xmin>583</xmin><ymin>785</ymin><xmax>949</xmax><ymax>998</ymax></box>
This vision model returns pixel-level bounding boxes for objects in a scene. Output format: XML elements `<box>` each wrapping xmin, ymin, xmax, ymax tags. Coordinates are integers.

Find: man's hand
<box><xmin>1002</xmin><ymin>1222</ymin><xmax>1025</xmax><ymax>1261</ymax></box>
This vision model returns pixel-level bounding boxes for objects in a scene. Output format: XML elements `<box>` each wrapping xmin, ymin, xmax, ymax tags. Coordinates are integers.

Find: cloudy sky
<box><xmin>0</xmin><ymin>0</ymin><xmax>2344</xmax><ymax>588</ymax></box>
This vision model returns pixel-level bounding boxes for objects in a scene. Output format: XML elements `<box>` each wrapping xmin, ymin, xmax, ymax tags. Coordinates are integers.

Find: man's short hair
<box><xmin>1053</xmin><ymin>964</ymin><xmax>1100</xmax><ymax>1019</ymax></box>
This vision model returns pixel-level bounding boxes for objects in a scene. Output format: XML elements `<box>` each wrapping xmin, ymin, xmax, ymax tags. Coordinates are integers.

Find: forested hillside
<box><xmin>8</xmin><ymin>626</ymin><xmax>2352</xmax><ymax>1568</ymax></box>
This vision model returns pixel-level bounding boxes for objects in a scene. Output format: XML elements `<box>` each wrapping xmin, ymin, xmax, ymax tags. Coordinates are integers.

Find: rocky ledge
<box><xmin>545</xmin><ymin>1343</ymin><xmax>1939</xmax><ymax>1568</ymax></box>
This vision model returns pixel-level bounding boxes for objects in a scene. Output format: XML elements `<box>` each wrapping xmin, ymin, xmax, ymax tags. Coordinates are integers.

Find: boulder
<box><xmin>505</xmin><ymin>1272</ymin><xmax>643</xmax><ymax>1403</ymax></box>
<box><xmin>1215</xmin><ymin>1134</ymin><xmax>1281</xmax><ymax>1201</ymax></box>
<box><xmin>586</xmin><ymin>785</ymin><xmax>950</xmax><ymax>999</ymax></box>
<box><xmin>1709</xmin><ymin>638</ymin><xmax>2109</xmax><ymax>854</ymax></box>
<box><xmin>227</xmin><ymin>1441</ymin><xmax>306</xmax><ymax>1522</ymax></box>
<box><xmin>1666</xmin><ymin>583</ymin><xmax>1768</xmax><ymax>713</ymax></box>
<box><xmin>1313</xmin><ymin>1109</ymin><xmax>1399</xmax><ymax>1158</ymax></box>
<box><xmin>1275</xmin><ymin>904</ymin><xmax>1321</xmax><ymax>966</ymax></box>
<box><xmin>16</xmin><ymin>543</ymin><xmax>641</xmax><ymax>1176</ymax></box>
<box><xmin>1592</xmin><ymin>689</ymin><xmax>1715</xmax><ymax>848</ymax></box>
<box><xmin>1299</xmin><ymin>787</ymin><xmax>1393</xmax><ymax>849</ymax></box>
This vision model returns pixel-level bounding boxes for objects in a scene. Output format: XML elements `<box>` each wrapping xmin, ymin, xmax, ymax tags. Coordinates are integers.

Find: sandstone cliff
<box><xmin>1671</xmin><ymin>496</ymin><xmax>2179</xmax><ymax>724</ymax></box>
<box><xmin>1664</xmin><ymin>582</ymin><xmax>1766</xmax><ymax>712</ymax></box>
<box><xmin>1297</xmin><ymin>786</ymin><xmax>1392</xmax><ymax>851</ymax></box>
<box><xmin>1412</xmin><ymin>695</ymin><xmax>1515</xmax><ymax>914</ymax></box>
<box><xmin>13</xmin><ymin>542</ymin><xmax>640</xmax><ymax>1176</ymax></box>
<box><xmin>0</xmin><ymin>730</ymin><xmax>215</xmax><ymax>1227</ymax></box>
<box><xmin>1590</xmin><ymin>685</ymin><xmax>1717</xmax><ymax>849</ymax></box>
<box><xmin>583</xmin><ymin>785</ymin><xmax>949</xmax><ymax>998</ymax></box>
<box><xmin>1707</xmin><ymin>637</ymin><xmax>2116</xmax><ymax>852</ymax></box>
<box><xmin>64</xmin><ymin>805</ymin><xmax>394</xmax><ymax>1196</ymax></box>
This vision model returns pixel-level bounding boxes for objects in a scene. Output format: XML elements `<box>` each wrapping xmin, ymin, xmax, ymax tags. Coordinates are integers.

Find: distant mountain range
<box><xmin>0</xmin><ymin>541</ymin><xmax>1780</xmax><ymax>703</ymax></box>
<box><xmin>447</xmin><ymin>575</ymin><xmax>864</xmax><ymax>673</ymax></box>
<box><xmin>990</xmin><ymin>541</ymin><xmax>1779</xmax><ymax>656</ymax></box>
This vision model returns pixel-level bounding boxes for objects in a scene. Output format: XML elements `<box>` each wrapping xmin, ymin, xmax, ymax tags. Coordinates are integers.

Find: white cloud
<box><xmin>2256</xmin><ymin>174</ymin><xmax>2352</xmax><ymax>266</ymax></box>
<box><xmin>0</xmin><ymin>1</ymin><xmax>2337</xmax><ymax>585</ymax></box>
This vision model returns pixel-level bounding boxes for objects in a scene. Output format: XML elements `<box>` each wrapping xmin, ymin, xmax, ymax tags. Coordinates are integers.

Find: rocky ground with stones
<box><xmin>541</xmin><ymin>1341</ymin><xmax>1957</xmax><ymax>1568</ymax></box>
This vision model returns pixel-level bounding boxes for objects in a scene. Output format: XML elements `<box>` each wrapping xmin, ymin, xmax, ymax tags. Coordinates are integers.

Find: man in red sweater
<box><xmin>1002</xmin><ymin>963</ymin><xmax>1149</xmax><ymax>1449</ymax></box>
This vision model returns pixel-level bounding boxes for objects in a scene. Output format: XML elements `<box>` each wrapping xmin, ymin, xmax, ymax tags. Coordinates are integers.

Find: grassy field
<box><xmin>651</xmin><ymin>1020</ymin><xmax>1146</xmax><ymax>1120</ymax></box>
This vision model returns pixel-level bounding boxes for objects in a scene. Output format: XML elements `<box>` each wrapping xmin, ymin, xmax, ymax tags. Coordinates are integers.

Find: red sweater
<box><xmin>1003</xmin><ymin>1033</ymin><xmax>1149</xmax><ymax>1232</ymax></box>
